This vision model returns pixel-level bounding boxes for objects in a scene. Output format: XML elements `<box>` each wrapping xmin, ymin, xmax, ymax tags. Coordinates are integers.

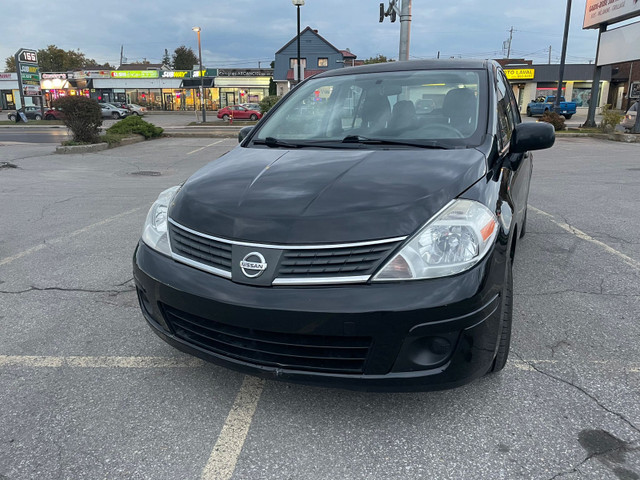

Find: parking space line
<box><xmin>0</xmin><ymin>207</ymin><xmax>143</xmax><ymax>267</ymax></box>
<box><xmin>201</xmin><ymin>375</ymin><xmax>265</xmax><ymax>480</ymax></box>
<box><xmin>0</xmin><ymin>355</ymin><xmax>204</xmax><ymax>368</ymax></box>
<box><xmin>187</xmin><ymin>140</ymin><xmax>225</xmax><ymax>155</ymax></box>
<box><xmin>530</xmin><ymin>206</ymin><xmax>640</xmax><ymax>271</ymax></box>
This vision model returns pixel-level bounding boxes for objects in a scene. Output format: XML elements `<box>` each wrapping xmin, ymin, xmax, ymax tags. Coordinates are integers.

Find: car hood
<box><xmin>169</xmin><ymin>146</ymin><xmax>487</xmax><ymax>244</ymax></box>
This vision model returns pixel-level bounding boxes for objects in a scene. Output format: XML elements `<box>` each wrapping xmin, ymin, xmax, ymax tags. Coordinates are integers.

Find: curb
<box><xmin>556</xmin><ymin>131</ymin><xmax>640</xmax><ymax>143</ymax></box>
<box><xmin>164</xmin><ymin>132</ymin><xmax>238</xmax><ymax>139</ymax></box>
<box><xmin>55</xmin><ymin>135</ymin><xmax>146</xmax><ymax>154</ymax></box>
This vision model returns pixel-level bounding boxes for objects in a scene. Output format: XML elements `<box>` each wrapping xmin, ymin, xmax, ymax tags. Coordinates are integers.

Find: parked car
<box><xmin>134</xmin><ymin>59</ymin><xmax>555</xmax><ymax>391</ymax></box>
<box><xmin>217</xmin><ymin>105</ymin><xmax>262</xmax><ymax>121</ymax></box>
<box><xmin>240</xmin><ymin>102</ymin><xmax>261</xmax><ymax>112</ymax></box>
<box><xmin>7</xmin><ymin>106</ymin><xmax>43</xmax><ymax>121</ymax></box>
<box><xmin>620</xmin><ymin>101</ymin><xmax>638</xmax><ymax>130</ymax></box>
<box><xmin>99</xmin><ymin>103</ymin><xmax>129</xmax><ymax>119</ymax></box>
<box><xmin>126</xmin><ymin>103</ymin><xmax>147</xmax><ymax>116</ymax></box>
<box><xmin>526</xmin><ymin>95</ymin><xmax>577</xmax><ymax>119</ymax></box>
<box><xmin>44</xmin><ymin>108</ymin><xmax>64</xmax><ymax>120</ymax></box>
<box><xmin>109</xmin><ymin>102</ymin><xmax>131</xmax><ymax>112</ymax></box>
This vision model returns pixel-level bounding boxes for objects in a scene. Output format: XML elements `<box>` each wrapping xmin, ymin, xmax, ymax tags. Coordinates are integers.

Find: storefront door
<box><xmin>164</xmin><ymin>93</ymin><xmax>174</xmax><ymax>111</ymax></box>
<box><xmin>2</xmin><ymin>92</ymin><xmax>15</xmax><ymax>110</ymax></box>
<box><xmin>225</xmin><ymin>92</ymin><xmax>235</xmax><ymax>107</ymax></box>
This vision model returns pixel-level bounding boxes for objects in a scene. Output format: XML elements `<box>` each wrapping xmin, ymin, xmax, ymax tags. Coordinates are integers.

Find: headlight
<box><xmin>373</xmin><ymin>199</ymin><xmax>498</xmax><ymax>281</ymax></box>
<box><xmin>141</xmin><ymin>186</ymin><xmax>181</xmax><ymax>256</ymax></box>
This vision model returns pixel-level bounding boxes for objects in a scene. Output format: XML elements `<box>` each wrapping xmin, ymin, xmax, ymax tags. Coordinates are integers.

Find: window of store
<box><xmin>571</xmin><ymin>82</ymin><xmax>598</xmax><ymax>108</ymax></box>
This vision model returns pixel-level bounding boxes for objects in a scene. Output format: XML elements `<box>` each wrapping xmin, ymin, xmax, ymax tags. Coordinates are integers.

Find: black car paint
<box><xmin>133</xmin><ymin>60</ymin><xmax>550</xmax><ymax>391</ymax></box>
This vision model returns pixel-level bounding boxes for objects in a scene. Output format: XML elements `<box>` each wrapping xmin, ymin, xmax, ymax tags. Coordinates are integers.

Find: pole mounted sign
<box><xmin>14</xmin><ymin>48</ymin><xmax>43</xmax><ymax>114</ymax></box>
<box><xmin>583</xmin><ymin>0</ymin><xmax>640</xmax><ymax>29</ymax></box>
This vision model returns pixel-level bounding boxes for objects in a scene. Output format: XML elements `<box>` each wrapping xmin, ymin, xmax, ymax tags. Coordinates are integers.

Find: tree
<box><xmin>162</xmin><ymin>49</ymin><xmax>171</xmax><ymax>68</ymax></box>
<box><xmin>52</xmin><ymin>96</ymin><xmax>102</xmax><ymax>143</ymax></box>
<box><xmin>363</xmin><ymin>54</ymin><xmax>395</xmax><ymax>65</ymax></box>
<box><xmin>4</xmin><ymin>45</ymin><xmax>105</xmax><ymax>72</ymax></box>
<box><xmin>172</xmin><ymin>46</ymin><xmax>198</xmax><ymax>70</ymax></box>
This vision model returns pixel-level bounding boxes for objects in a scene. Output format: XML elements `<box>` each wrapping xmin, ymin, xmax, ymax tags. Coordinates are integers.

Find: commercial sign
<box><xmin>161</xmin><ymin>71</ymin><xmax>190</xmax><ymax>78</ymax></box>
<box><xmin>217</xmin><ymin>69</ymin><xmax>273</xmax><ymax>77</ymax></box>
<box><xmin>597</xmin><ymin>20</ymin><xmax>640</xmax><ymax>65</ymax></box>
<box><xmin>0</xmin><ymin>72</ymin><xmax>16</xmax><ymax>80</ymax></box>
<box><xmin>41</xmin><ymin>73</ymin><xmax>67</xmax><ymax>80</ymax></box>
<box><xmin>584</xmin><ymin>0</ymin><xmax>640</xmax><ymax>29</ymax></box>
<box><xmin>192</xmin><ymin>69</ymin><xmax>218</xmax><ymax>78</ymax></box>
<box><xmin>504</xmin><ymin>68</ymin><xmax>535</xmax><ymax>80</ymax></box>
<box><xmin>14</xmin><ymin>48</ymin><xmax>41</xmax><ymax>97</ymax></box>
<box><xmin>71</xmin><ymin>70</ymin><xmax>111</xmax><ymax>79</ymax></box>
<box><xmin>110</xmin><ymin>70</ymin><xmax>159</xmax><ymax>79</ymax></box>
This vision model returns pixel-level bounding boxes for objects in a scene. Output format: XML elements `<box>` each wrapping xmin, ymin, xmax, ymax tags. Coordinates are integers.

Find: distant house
<box><xmin>274</xmin><ymin>27</ymin><xmax>358</xmax><ymax>95</ymax></box>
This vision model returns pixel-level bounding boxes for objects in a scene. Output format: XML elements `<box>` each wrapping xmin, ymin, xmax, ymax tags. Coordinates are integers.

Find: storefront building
<box><xmin>501</xmin><ymin>60</ymin><xmax>612</xmax><ymax>114</ymax></box>
<box><xmin>215</xmin><ymin>69</ymin><xmax>272</xmax><ymax>108</ymax></box>
<box><xmin>0</xmin><ymin>72</ymin><xmax>19</xmax><ymax>110</ymax></box>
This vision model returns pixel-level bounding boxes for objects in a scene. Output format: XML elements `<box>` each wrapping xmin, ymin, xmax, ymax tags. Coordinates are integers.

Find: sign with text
<box><xmin>15</xmin><ymin>48</ymin><xmax>41</xmax><ymax>98</ymax></box>
<box><xmin>584</xmin><ymin>0</ymin><xmax>640</xmax><ymax>29</ymax></box>
<box><xmin>110</xmin><ymin>70</ymin><xmax>159</xmax><ymax>79</ymax></box>
<box><xmin>504</xmin><ymin>69</ymin><xmax>535</xmax><ymax>80</ymax></box>
<box><xmin>161</xmin><ymin>71</ymin><xmax>191</xmax><ymax>78</ymax></box>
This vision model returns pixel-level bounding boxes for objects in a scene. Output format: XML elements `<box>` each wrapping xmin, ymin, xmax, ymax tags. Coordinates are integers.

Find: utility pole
<box><xmin>507</xmin><ymin>27</ymin><xmax>514</xmax><ymax>59</ymax></box>
<box><xmin>554</xmin><ymin>0</ymin><xmax>572</xmax><ymax>112</ymax></box>
<box><xmin>548</xmin><ymin>45</ymin><xmax>552</xmax><ymax>65</ymax></box>
<box><xmin>119</xmin><ymin>45</ymin><xmax>123</xmax><ymax>68</ymax></box>
<box><xmin>583</xmin><ymin>24</ymin><xmax>606</xmax><ymax>128</ymax></box>
<box><xmin>379</xmin><ymin>0</ymin><xmax>412</xmax><ymax>61</ymax></box>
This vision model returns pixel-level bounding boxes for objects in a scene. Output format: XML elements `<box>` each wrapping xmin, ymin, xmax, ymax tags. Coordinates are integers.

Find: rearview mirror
<box><xmin>510</xmin><ymin>122</ymin><xmax>555</xmax><ymax>153</ymax></box>
<box><xmin>238</xmin><ymin>126</ymin><xmax>253</xmax><ymax>143</ymax></box>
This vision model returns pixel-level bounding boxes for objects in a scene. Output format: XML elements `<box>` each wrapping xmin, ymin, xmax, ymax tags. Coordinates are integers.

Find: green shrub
<box><xmin>539</xmin><ymin>111</ymin><xmax>565</xmax><ymax>131</ymax></box>
<box><xmin>106</xmin><ymin>115</ymin><xmax>163</xmax><ymax>139</ymax></box>
<box><xmin>259</xmin><ymin>95</ymin><xmax>281</xmax><ymax>114</ymax></box>
<box><xmin>52</xmin><ymin>96</ymin><xmax>102</xmax><ymax>143</ymax></box>
<box><xmin>599</xmin><ymin>104</ymin><xmax>623</xmax><ymax>133</ymax></box>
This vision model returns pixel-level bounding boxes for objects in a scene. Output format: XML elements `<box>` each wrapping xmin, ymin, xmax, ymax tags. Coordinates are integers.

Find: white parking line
<box><xmin>187</xmin><ymin>140</ymin><xmax>225</xmax><ymax>155</ymax></box>
<box><xmin>0</xmin><ymin>355</ymin><xmax>204</xmax><ymax>368</ymax></box>
<box><xmin>530</xmin><ymin>206</ymin><xmax>640</xmax><ymax>271</ymax></box>
<box><xmin>0</xmin><ymin>207</ymin><xmax>143</xmax><ymax>267</ymax></box>
<box><xmin>201</xmin><ymin>375</ymin><xmax>265</xmax><ymax>480</ymax></box>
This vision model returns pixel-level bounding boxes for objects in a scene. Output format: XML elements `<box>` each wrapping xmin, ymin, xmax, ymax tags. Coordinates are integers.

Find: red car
<box><xmin>217</xmin><ymin>105</ymin><xmax>262</xmax><ymax>121</ymax></box>
<box><xmin>44</xmin><ymin>108</ymin><xmax>64</xmax><ymax>120</ymax></box>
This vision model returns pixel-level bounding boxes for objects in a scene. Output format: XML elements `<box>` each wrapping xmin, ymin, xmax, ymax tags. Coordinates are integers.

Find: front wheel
<box><xmin>490</xmin><ymin>257</ymin><xmax>513</xmax><ymax>373</ymax></box>
<box><xmin>112</xmin><ymin>112</ymin><xmax>120</xmax><ymax>119</ymax></box>
<box><xmin>34</xmin><ymin>114</ymin><xmax>42</xmax><ymax>121</ymax></box>
<box><xmin>526</xmin><ymin>107</ymin><xmax>532</xmax><ymax>117</ymax></box>
<box><xmin>9</xmin><ymin>114</ymin><xmax>16</xmax><ymax>121</ymax></box>
<box><xmin>132</xmin><ymin>111</ymin><xmax>140</xmax><ymax>116</ymax></box>
<box><xmin>249</xmin><ymin>114</ymin><xmax>258</xmax><ymax>121</ymax></box>
<box><xmin>564</xmin><ymin>114</ymin><xmax>573</xmax><ymax>120</ymax></box>
<box><xmin>222</xmin><ymin>114</ymin><xmax>229</xmax><ymax>121</ymax></box>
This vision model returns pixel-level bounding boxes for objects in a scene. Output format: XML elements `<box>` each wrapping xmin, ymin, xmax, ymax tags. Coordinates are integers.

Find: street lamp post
<box><xmin>292</xmin><ymin>0</ymin><xmax>305</xmax><ymax>84</ymax></box>
<box><xmin>192</xmin><ymin>26</ymin><xmax>206</xmax><ymax>123</ymax></box>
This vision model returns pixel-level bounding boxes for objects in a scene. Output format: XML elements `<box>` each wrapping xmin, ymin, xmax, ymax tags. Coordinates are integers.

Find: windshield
<box><xmin>252</xmin><ymin>69</ymin><xmax>487</xmax><ymax>148</ymax></box>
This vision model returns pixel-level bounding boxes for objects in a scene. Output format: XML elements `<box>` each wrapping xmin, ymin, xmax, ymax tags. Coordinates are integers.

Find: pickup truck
<box><xmin>526</xmin><ymin>96</ymin><xmax>576</xmax><ymax>119</ymax></box>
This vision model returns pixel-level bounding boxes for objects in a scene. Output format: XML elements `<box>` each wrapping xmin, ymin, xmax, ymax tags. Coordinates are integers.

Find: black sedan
<box><xmin>7</xmin><ymin>106</ymin><xmax>43</xmax><ymax>121</ymax></box>
<box><xmin>133</xmin><ymin>59</ymin><xmax>554</xmax><ymax>391</ymax></box>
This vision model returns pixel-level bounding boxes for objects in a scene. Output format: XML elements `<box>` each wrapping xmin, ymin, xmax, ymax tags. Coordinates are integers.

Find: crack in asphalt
<box><xmin>0</xmin><ymin>286</ymin><xmax>135</xmax><ymax>296</ymax></box>
<box><xmin>519</xmin><ymin>289</ymin><xmax>639</xmax><ymax>298</ymax></box>
<box><xmin>513</xmin><ymin>351</ymin><xmax>640</xmax><ymax>436</ymax></box>
<box><xmin>547</xmin><ymin>444</ymin><xmax>640</xmax><ymax>480</ymax></box>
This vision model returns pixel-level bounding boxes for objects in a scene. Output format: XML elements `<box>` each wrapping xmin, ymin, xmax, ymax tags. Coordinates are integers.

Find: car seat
<box><xmin>442</xmin><ymin>88</ymin><xmax>477</xmax><ymax>136</ymax></box>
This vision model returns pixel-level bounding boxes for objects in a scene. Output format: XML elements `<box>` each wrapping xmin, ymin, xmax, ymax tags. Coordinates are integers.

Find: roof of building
<box><xmin>116</xmin><ymin>63</ymin><xmax>164</xmax><ymax>70</ymax></box>
<box><xmin>276</xmin><ymin>27</ymin><xmax>356</xmax><ymax>59</ymax></box>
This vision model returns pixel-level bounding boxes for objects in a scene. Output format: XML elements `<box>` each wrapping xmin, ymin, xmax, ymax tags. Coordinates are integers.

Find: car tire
<box><xmin>490</xmin><ymin>256</ymin><xmax>513</xmax><ymax>373</ymax></box>
<box><xmin>34</xmin><ymin>114</ymin><xmax>42</xmax><ymax>121</ymax></box>
<box><xmin>8</xmin><ymin>114</ymin><xmax>16</xmax><ymax>122</ymax></box>
<box><xmin>526</xmin><ymin>107</ymin><xmax>532</xmax><ymax>117</ymax></box>
<box><xmin>222</xmin><ymin>114</ymin><xmax>229</xmax><ymax>121</ymax></box>
<box><xmin>132</xmin><ymin>112</ymin><xmax>139</xmax><ymax>116</ymax></box>
<box><xmin>112</xmin><ymin>112</ymin><xmax>120</xmax><ymax>119</ymax></box>
<box><xmin>45</xmin><ymin>115</ymin><xmax>54</xmax><ymax>120</ymax></box>
<box><xmin>250</xmin><ymin>114</ymin><xmax>258</xmax><ymax>121</ymax></box>
<box><xmin>564</xmin><ymin>114</ymin><xmax>573</xmax><ymax>120</ymax></box>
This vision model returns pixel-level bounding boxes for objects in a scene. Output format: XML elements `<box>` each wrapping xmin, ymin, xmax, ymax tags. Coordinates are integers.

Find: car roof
<box><xmin>314</xmin><ymin>59</ymin><xmax>492</xmax><ymax>79</ymax></box>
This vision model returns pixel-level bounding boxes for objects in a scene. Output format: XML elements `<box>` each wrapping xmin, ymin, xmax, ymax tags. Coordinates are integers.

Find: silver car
<box><xmin>621</xmin><ymin>101</ymin><xmax>638</xmax><ymax>130</ymax></box>
<box><xmin>126</xmin><ymin>103</ymin><xmax>147</xmax><ymax>116</ymax></box>
<box><xmin>99</xmin><ymin>103</ymin><xmax>129</xmax><ymax>119</ymax></box>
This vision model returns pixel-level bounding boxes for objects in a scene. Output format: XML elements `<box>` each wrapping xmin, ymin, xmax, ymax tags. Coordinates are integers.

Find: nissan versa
<box><xmin>133</xmin><ymin>60</ymin><xmax>555</xmax><ymax>391</ymax></box>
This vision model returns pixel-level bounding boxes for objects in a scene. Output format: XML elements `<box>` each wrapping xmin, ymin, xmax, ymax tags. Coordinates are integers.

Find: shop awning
<box><xmin>181</xmin><ymin>78</ymin><xmax>215</xmax><ymax>88</ymax></box>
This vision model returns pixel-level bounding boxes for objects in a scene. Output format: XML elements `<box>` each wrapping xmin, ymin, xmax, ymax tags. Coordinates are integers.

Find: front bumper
<box><xmin>133</xmin><ymin>240</ymin><xmax>508</xmax><ymax>391</ymax></box>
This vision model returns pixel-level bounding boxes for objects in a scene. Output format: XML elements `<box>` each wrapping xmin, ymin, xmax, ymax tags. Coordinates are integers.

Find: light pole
<box><xmin>292</xmin><ymin>0</ymin><xmax>305</xmax><ymax>84</ymax></box>
<box><xmin>192</xmin><ymin>26</ymin><xmax>206</xmax><ymax>123</ymax></box>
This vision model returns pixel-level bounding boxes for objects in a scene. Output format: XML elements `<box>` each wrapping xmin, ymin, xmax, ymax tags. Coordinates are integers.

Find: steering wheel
<box><xmin>419</xmin><ymin>123</ymin><xmax>464</xmax><ymax>138</ymax></box>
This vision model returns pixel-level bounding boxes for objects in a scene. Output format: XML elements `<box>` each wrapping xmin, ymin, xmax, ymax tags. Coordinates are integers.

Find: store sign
<box><xmin>192</xmin><ymin>69</ymin><xmax>217</xmax><ymax>78</ymax></box>
<box><xmin>218</xmin><ymin>69</ymin><xmax>271</xmax><ymax>77</ymax></box>
<box><xmin>630</xmin><ymin>81</ymin><xmax>640</xmax><ymax>99</ymax></box>
<box><xmin>71</xmin><ymin>70</ymin><xmax>111</xmax><ymax>79</ymax></box>
<box><xmin>15</xmin><ymin>48</ymin><xmax>41</xmax><ymax>97</ymax></box>
<box><xmin>597</xmin><ymin>21</ymin><xmax>640</xmax><ymax>65</ymax></box>
<box><xmin>0</xmin><ymin>73</ymin><xmax>16</xmax><ymax>80</ymax></box>
<box><xmin>584</xmin><ymin>0</ymin><xmax>640</xmax><ymax>29</ymax></box>
<box><xmin>42</xmin><ymin>73</ymin><xmax>67</xmax><ymax>80</ymax></box>
<box><xmin>110</xmin><ymin>70</ymin><xmax>159</xmax><ymax>79</ymax></box>
<box><xmin>504</xmin><ymin>69</ymin><xmax>535</xmax><ymax>80</ymax></box>
<box><xmin>162</xmin><ymin>71</ymin><xmax>190</xmax><ymax>78</ymax></box>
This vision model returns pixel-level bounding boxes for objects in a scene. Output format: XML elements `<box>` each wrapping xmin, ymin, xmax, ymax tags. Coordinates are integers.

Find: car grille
<box><xmin>162</xmin><ymin>305</ymin><xmax>372</xmax><ymax>374</ymax></box>
<box><xmin>169</xmin><ymin>222</ymin><xmax>233</xmax><ymax>272</ymax></box>
<box><xmin>168</xmin><ymin>219</ymin><xmax>403</xmax><ymax>285</ymax></box>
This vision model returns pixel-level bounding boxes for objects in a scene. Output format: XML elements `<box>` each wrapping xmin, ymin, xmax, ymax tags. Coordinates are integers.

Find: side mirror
<box><xmin>510</xmin><ymin>122</ymin><xmax>555</xmax><ymax>153</ymax></box>
<box><xmin>238</xmin><ymin>126</ymin><xmax>253</xmax><ymax>143</ymax></box>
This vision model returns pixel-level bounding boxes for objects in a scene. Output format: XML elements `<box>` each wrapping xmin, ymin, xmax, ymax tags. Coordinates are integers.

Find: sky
<box><xmin>1</xmin><ymin>1</ymin><xmax>604</xmax><ymax>71</ymax></box>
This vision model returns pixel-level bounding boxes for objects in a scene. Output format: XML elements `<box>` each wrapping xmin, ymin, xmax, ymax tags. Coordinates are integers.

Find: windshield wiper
<box><xmin>341</xmin><ymin>135</ymin><xmax>449</xmax><ymax>149</ymax></box>
<box><xmin>253</xmin><ymin>137</ymin><xmax>304</xmax><ymax>148</ymax></box>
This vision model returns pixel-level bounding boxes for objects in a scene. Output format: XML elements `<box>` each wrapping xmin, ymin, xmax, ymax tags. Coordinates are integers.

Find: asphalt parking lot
<box><xmin>1</xmin><ymin>136</ymin><xmax>639</xmax><ymax>479</ymax></box>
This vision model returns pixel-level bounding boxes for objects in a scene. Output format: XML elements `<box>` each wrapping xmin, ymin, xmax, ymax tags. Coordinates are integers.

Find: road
<box><xmin>0</xmin><ymin>136</ymin><xmax>639</xmax><ymax>479</ymax></box>
<box><xmin>0</xmin><ymin>126</ymin><xmax>70</xmax><ymax>144</ymax></box>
